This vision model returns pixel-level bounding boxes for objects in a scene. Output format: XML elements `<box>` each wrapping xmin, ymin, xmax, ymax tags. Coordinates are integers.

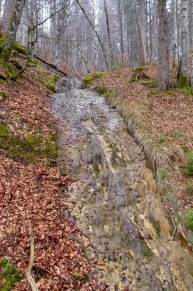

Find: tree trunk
<box><xmin>1</xmin><ymin>0</ymin><xmax>15</xmax><ymax>33</ymax></box>
<box><xmin>117</xmin><ymin>0</ymin><xmax>124</xmax><ymax>63</ymax></box>
<box><xmin>138</xmin><ymin>0</ymin><xmax>147</xmax><ymax>64</ymax></box>
<box><xmin>151</xmin><ymin>0</ymin><xmax>158</xmax><ymax>63</ymax></box>
<box><xmin>104</xmin><ymin>0</ymin><xmax>114</xmax><ymax>67</ymax></box>
<box><xmin>0</xmin><ymin>0</ymin><xmax>26</xmax><ymax>76</ymax></box>
<box><xmin>158</xmin><ymin>0</ymin><xmax>169</xmax><ymax>90</ymax></box>
<box><xmin>180</xmin><ymin>0</ymin><xmax>189</xmax><ymax>82</ymax></box>
<box><xmin>190</xmin><ymin>0</ymin><xmax>193</xmax><ymax>86</ymax></box>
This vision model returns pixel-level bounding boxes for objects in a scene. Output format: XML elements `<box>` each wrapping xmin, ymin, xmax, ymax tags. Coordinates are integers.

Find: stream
<box><xmin>51</xmin><ymin>78</ymin><xmax>193</xmax><ymax>291</ymax></box>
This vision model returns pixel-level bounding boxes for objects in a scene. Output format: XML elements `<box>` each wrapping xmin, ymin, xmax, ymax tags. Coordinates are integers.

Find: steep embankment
<box><xmin>0</xmin><ymin>55</ymin><xmax>101</xmax><ymax>290</ymax></box>
<box><xmin>87</xmin><ymin>67</ymin><xmax>193</xmax><ymax>242</ymax></box>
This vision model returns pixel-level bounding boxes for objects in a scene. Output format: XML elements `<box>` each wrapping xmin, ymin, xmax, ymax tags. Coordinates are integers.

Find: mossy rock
<box><xmin>131</xmin><ymin>66</ymin><xmax>149</xmax><ymax>81</ymax></box>
<box><xmin>43</xmin><ymin>75</ymin><xmax>59</xmax><ymax>92</ymax></box>
<box><xmin>12</xmin><ymin>42</ymin><xmax>27</xmax><ymax>55</ymax></box>
<box><xmin>83</xmin><ymin>72</ymin><xmax>105</xmax><ymax>87</ymax></box>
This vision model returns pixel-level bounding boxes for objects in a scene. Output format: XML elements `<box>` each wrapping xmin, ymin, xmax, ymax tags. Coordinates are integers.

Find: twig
<box><xmin>25</xmin><ymin>237</ymin><xmax>39</xmax><ymax>291</ymax></box>
<box><xmin>170</xmin><ymin>215</ymin><xmax>177</xmax><ymax>241</ymax></box>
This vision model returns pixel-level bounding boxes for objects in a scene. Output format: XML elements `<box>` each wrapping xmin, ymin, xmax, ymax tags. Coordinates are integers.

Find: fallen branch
<box><xmin>25</xmin><ymin>237</ymin><xmax>39</xmax><ymax>291</ymax></box>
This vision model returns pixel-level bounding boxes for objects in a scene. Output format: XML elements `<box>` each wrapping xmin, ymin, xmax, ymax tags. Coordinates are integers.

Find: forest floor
<box><xmin>0</xmin><ymin>57</ymin><xmax>105</xmax><ymax>290</ymax></box>
<box><xmin>1</xmin><ymin>51</ymin><xmax>193</xmax><ymax>290</ymax></box>
<box><xmin>89</xmin><ymin>66</ymin><xmax>193</xmax><ymax>243</ymax></box>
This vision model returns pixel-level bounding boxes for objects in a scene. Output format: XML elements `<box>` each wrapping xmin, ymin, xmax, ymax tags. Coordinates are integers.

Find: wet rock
<box><xmin>55</xmin><ymin>77</ymin><xmax>74</xmax><ymax>92</ymax></box>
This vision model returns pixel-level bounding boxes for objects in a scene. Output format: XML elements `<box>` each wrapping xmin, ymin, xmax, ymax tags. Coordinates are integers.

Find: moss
<box><xmin>43</xmin><ymin>75</ymin><xmax>59</xmax><ymax>92</ymax></box>
<box><xmin>178</xmin><ymin>74</ymin><xmax>189</xmax><ymax>89</ymax></box>
<box><xmin>83</xmin><ymin>72</ymin><xmax>105</xmax><ymax>87</ymax></box>
<box><xmin>184</xmin><ymin>152</ymin><xmax>193</xmax><ymax>175</ymax></box>
<box><xmin>12</xmin><ymin>42</ymin><xmax>27</xmax><ymax>55</ymax></box>
<box><xmin>28</xmin><ymin>55</ymin><xmax>39</xmax><ymax>66</ymax></box>
<box><xmin>0</xmin><ymin>258</ymin><xmax>21</xmax><ymax>291</ymax></box>
<box><xmin>94</xmin><ymin>85</ymin><xmax>116</xmax><ymax>99</ymax></box>
<box><xmin>140</xmin><ymin>79</ymin><xmax>158</xmax><ymax>88</ymax></box>
<box><xmin>131</xmin><ymin>66</ymin><xmax>149</xmax><ymax>81</ymax></box>
<box><xmin>0</xmin><ymin>123</ymin><xmax>9</xmax><ymax>137</ymax></box>
<box><xmin>0</xmin><ymin>122</ymin><xmax>57</xmax><ymax>166</ymax></box>
<box><xmin>184</xmin><ymin>208</ymin><xmax>193</xmax><ymax>230</ymax></box>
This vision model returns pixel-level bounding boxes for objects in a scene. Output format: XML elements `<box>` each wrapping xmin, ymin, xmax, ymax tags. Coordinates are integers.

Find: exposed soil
<box><xmin>52</xmin><ymin>80</ymin><xmax>193</xmax><ymax>290</ymax></box>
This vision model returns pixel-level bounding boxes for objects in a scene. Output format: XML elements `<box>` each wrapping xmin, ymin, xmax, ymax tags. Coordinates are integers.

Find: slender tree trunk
<box><xmin>1</xmin><ymin>0</ymin><xmax>15</xmax><ymax>33</ymax></box>
<box><xmin>158</xmin><ymin>0</ymin><xmax>169</xmax><ymax>90</ymax></box>
<box><xmin>180</xmin><ymin>0</ymin><xmax>189</xmax><ymax>80</ymax></box>
<box><xmin>5</xmin><ymin>0</ymin><xmax>27</xmax><ymax>52</ymax></box>
<box><xmin>0</xmin><ymin>0</ymin><xmax>26</xmax><ymax>76</ymax></box>
<box><xmin>172</xmin><ymin>0</ymin><xmax>178</xmax><ymax>66</ymax></box>
<box><xmin>117</xmin><ymin>0</ymin><xmax>124</xmax><ymax>63</ymax></box>
<box><xmin>190</xmin><ymin>0</ymin><xmax>193</xmax><ymax>86</ymax></box>
<box><xmin>103</xmin><ymin>0</ymin><xmax>114</xmax><ymax>67</ymax></box>
<box><xmin>151</xmin><ymin>0</ymin><xmax>158</xmax><ymax>62</ymax></box>
<box><xmin>138</xmin><ymin>0</ymin><xmax>147</xmax><ymax>64</ymax></box>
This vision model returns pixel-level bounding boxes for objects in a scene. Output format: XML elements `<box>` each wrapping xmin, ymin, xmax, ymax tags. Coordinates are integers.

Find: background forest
<box><xmin>0</xmin><ymin>0</ymin><xmax>193</xmax><ymax>90</ymax></box>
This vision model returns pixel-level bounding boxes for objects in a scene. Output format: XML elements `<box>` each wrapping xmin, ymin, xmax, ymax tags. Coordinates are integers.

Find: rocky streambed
<box><xmin>51</xmin><ymin>78</ymin><xmax>193</xmax><ymax>290</ymax></box>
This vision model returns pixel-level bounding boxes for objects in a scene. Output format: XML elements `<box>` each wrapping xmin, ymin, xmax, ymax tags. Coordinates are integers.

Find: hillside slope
<box><xmin>0</xmin><ymin>55</ymin><xmax>101</xmax><ymax>290</ymax></box>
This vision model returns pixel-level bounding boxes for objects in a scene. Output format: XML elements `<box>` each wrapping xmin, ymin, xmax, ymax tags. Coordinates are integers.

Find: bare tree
<box><xmin>158</xmin><ymin>0</ymin><xmax>169</xmax><ymax>90</ymax></box>
<box><xmin>179</xmin><ymin>0</ymin><xmax>189</xmax><ymax>86</ymax></box>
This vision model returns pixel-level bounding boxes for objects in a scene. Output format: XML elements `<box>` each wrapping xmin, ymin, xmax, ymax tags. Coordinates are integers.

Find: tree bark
<box><xmin>138</xmin><ymin>0</ymin><xmax>147</xmax><ymax>64</ymax></box>
<box><xmin>180</xmin><ymin>0</ymin><xmax>189</xmax><ymax>78</ymax></box>
<box><xmin>0</xmin><ymin>0</ymin><xmax>27</xmax><ymax>77</ymax></box>
<box><xmin>158</xmin><ymin>0</ymin><xmax>169</xmax><ymax>90</ymax></box>
<box><xmin>1</xmin><ymin>0</ymin><xmax>15</xmax><ymax>33</ymax></box>
<box><xmin>104</xmin><ymin>0</ymin><xmax>114</xmax><ymax>68</ymax></box>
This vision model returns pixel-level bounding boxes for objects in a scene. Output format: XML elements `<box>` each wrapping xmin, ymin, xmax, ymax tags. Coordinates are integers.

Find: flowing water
<box><xmin>51</xmin><ymin>79</ymin><xmax>193</xmax><ymax>291</ymax></box>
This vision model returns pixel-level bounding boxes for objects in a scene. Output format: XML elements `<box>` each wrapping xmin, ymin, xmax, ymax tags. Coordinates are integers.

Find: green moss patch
<box><xmin>83</xmin><ymin>72</ymin><xmax>105</xmax><ymax>87</ymax></box>
<box><xmin>0</xmin><ymin>121</ymin><xmax>57</xmax><ymax>166</ymax></box>
<box><xmin>43</xmin><ymin>75</ymin><xmax>59</xmax><ymax>92</ymax></box>
<box><xmin>184</xmin><ymin>152</ymin><xmax>193</xmax><ymax>176</ymax></box>
<box><xmin>0</xmin><ymin>258</ymin><xmax>21</xmax><ymax>291</ymax></box>
<box><xmin>184</xmin><ymin>208</ymin><xmax>193</xmax><ymax>231</ymax></box>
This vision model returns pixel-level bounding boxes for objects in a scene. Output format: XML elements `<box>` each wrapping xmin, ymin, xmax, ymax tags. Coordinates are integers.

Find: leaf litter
<box><xmin>0</xmin><ymin>67</ymin><xmax>106</xmax><ymax>290</ymax></box>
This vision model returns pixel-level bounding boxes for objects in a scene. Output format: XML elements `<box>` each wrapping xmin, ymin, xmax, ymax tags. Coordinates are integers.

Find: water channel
<box><xmin>51</xmin><ymin>79</ymin><xmax>193</xmax><ymax>291</ymax></box>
